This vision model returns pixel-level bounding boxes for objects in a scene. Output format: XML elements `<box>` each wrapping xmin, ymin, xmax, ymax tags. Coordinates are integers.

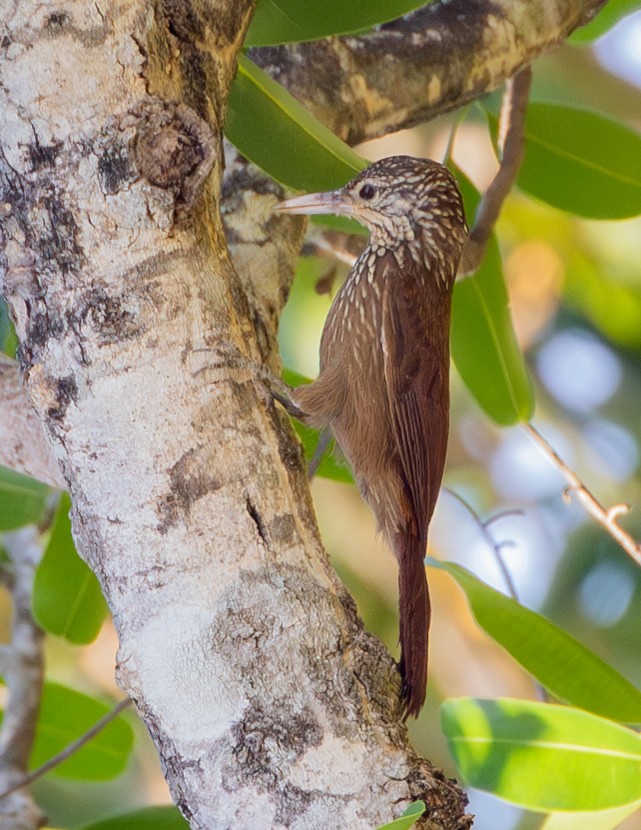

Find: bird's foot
<box><xmin>270</xmin><ymin>381</ymin><xmax>308</xmax><ymax>421</ymax></box>
<box><xmin>190</xmin><ymin>344</ymin><xmax>307</xmax><ymax>421</ymax></box>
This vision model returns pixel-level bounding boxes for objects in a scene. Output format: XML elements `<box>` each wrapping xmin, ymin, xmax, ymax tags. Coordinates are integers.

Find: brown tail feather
<box><xmin>395</xmin><ymin>530</ymin><xmax>431</xmax><ymax>718</ymax></box>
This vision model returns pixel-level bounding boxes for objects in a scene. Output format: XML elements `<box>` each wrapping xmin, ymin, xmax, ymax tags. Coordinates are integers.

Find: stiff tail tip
<box><xmin>396</xmin><ymin>534</ymin><xmax>431</xmax><ymax>719</ymax></box>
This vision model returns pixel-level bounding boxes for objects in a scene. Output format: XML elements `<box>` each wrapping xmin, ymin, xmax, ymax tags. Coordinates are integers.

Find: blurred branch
<box><xmin>459</xmin><ymin>66</ymin><xmax>532</xmax><ymax>276</ymax></box>
<box><xmin>442</xmin><ymin>489</ymin><xmax>521</xmax><ymax>602</ymax></box>
<box><xmin>0</xmin><ymin>528</ymin><xmax>46</xmax><ymax>830</ymax></box>
<box><xmin>0</xmin><ymin>698</ymin><xmax>132</xmax><ymax>803</ymax></box>
<box><xmin>524</xmin><ymin>423</ymin><xmax>641</xmax><ymax>566</ymax></box>
<box><xmin>306</xmin><ymin>226</ymin><xmax>361</xmax><ymax>268</ymax></box>
<box><xmin>440</xmin><ymin>491</ymin><xmax>549</xmax><ymax>702</ymax></box>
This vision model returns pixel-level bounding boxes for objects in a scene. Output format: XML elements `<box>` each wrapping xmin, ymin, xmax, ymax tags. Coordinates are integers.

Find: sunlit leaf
<box><xmin>376</xmin><ymin>801</ymin><xmax>426</xmax><ymax>830</ymax></box>
<box><xmin>451</xmin><ymin>171</ymin><xmax>534</xmax><ymax>424</ymax></box>
<box><xmin>80</xmin><ymin>807</ymin><xmax>188</xmax><ymax>830</ymax></box>
<box><xmin>226</xmin><ymin>54</ymin><xmax>366</xmax><ymax>191</ymax></box>
<box><xmin>569</xmin><ymin>0</ymin><xmax>641</xmax><ymax>44</ymax></box>
<box><xmin>432</xmin><ymin>560</ymin><xmax>641</xmax><ymax>723</ymax></box>
<box><xmin>0</xmin><ymin>465</ymin><xmax>50</xmax><ymax>530</ymax></box>
<box><xmin>541</xmin><ymin>802</ymin><xmax>641</xmax><ymax>830</ymax></box>
<box><xmin>486</xmin><ymin>102</ymin><xmax>641</xmax><ymax>219</ymax></box>
<box><xmin>245</xmin><ymin>0</ymin><xmax>433</xmax><ymax>46</ymax></box>
<box><xmin>33</xmin><ymin>492</ymin><xmax>109</xmax><ymax>644</ymax></box>
<box><xmin>442</xmin><ymin>697</ymin><xmax>641</xmax><ymax>811</ymax></box>
<box><xmin>13</xmin><ymin>683</ymin><xmax>134</xmax><ymax>780</ymax></box>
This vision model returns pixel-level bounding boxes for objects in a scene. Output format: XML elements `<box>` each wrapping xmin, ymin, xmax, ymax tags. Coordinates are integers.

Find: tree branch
<box><xmin>252</xmin><ymin>0</ymin><xmax>606</xmax><ymax>145</ymax></box>
<box><xmin>0</xmin><ymin>528</ymin><xmax>46</xmax><ymax>830</ymax></box>
<box><xmin>0</xmin><ymin>698</ymin><xmax>132</xmax><ymax>803</ymax></box>
<box><xmin>459</xmin><ymin>66</ymin><xmax>532</xmax><ymax>276</ymax></box>
<box><xmin>523</xmin><ymin>423</ymin><xmax>641</xmax><ymax>566</ymax></box>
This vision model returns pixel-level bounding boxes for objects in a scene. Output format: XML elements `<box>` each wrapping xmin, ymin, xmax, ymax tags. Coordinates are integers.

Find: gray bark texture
<box><xmin>0</xmin><ymin>1</ymin><xmax>606</xmax><ymax>829</ymax></box>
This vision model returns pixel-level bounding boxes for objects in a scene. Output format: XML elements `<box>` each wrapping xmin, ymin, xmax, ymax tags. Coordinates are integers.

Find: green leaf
<box><xmin>311</xmin><ymin>214</ymin><xmax>367</xmax><ymax>236</ymax></box>
<box><xmin>0</xmin><ymin>298</ymin><xmax>18</xmax><ymax>356</ymax></box>
<box><xmin>26</xmin><ymin>683</ymin><xmax>133</xmax><ymax>780</ymax></box>
<box><xmin>541</xmin><ymin>803</ymin><xmax>641</xmax><ymax>830</ymax></box>
<box><xmin>33</xmin><ymin>493</ymin><xmax>109</xmax><ymax>644</ymax></box>
<box><xmin>80</xmin><ymin>806</ymin><xmax>188</xmax><ymax>830</ymax></box>
<box><xmin>487</xmin><ymin>102</ymin><xmax>641</xmax><ymax>219</ymax></box>
<box><xmin>245</xmin><ymin>0</ymin><xmax>432</xmax><ymax>46</ymax></box>
<box><xmin>564</xmin><ymin>247</ymin><xmax>641</xmax><ymax>348</ymax></box>
<box><xmin>569</xmin><ymin>0</ymin><xmax>641</xmax><ymax>44</ymax></box>
<box><xmin>451</xmin><ymin>171</ymin><xmax>534</xmax><ymax>424</ymax></box>
<box><xmin>0</xmin><ymin>466</ymin><xmax>50</xmax><ymax>530</ymax></box>
<box><xmin>432</xmin><ymin>561</ymin><xmax>641</xmax><ymax>723</ymax></box>
<box><xmin>442</xmin><ymin>697</ymin><xmax>641</xmax><ymax>811</ymax></box>
<box><xmin>226</xmin><ymin>54</ymin><xmax>366</xmax><ymax>191</ymax></box>
<box><xmin>292</xmin><ymin>420</ymin><xmax>354</xmax><ymax>483</ymax></box>
<box><xmin>376</xmin><ymin>801</ymin><xmax>426</xmax><ymax>830</ymax></box>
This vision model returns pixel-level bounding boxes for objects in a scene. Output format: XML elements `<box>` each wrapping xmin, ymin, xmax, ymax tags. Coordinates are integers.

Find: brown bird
<box><xmin>275</xmin><ymin>156</ymin><xmax>467</xmax><ymax>717</ymax></box>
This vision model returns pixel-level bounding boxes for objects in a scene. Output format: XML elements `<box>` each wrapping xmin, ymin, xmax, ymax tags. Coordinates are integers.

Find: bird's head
<box><xmin>275</xmin><ymin>155</ymin><xmax>467</xmax><ymax>254</ymax></box>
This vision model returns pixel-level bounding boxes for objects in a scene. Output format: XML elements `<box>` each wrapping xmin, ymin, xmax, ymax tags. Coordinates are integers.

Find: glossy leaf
<box><xmin>33</xmin><ymin>492</ymin><xmax>109</xmax><ymax>644</ymax></box>
<box><xmin>451</xmin><ymin>171</ymin><xmax>534</xmax><ymax>424</ymax></box>
<box><xmin>541</xmin><ymin>803</ymin><xmax>641</xmax><ymax>830</ymax></box>
<box><xmin>312</xmin><ymin>213</ymin><xmax>367</xmax><ymax>236</ymax></box>
<box><xmin>80</xmin><ymin>807</ymin><xmax>188</xmax><ymax>830</ymax></box>
<box><xmin>377</xmin><ymin>801</ymin><xmax>426</xmax><ymax>830</ymax></box>
<box><xmin>569</xmin><ymin>0</ymin><xmax>641</xmax><ymax>44</ymax></box>
<box><xmin>245</xmin><ymin>0</ymin><xmax>432</xmax><ymax>46</ymax></box>
<box><xmin>442</xmin><ymin>697</ymin><xmax>641</xmax><ymax>811</ymax></box>
<box><xmin>487</xmin><ymin>102</ymin><xmax>641</xmax><ymax>219</ymax></box>
<box><xmin>432</xmin><ymin>560</ymin><xmax>641</xmax><ymax>723</ymax></box>
<box><xmin>0</xmin><ymin>465</ymin><xmax>50</xmax><ymax>530</ymax></box>
<box><xmin>226</xmin><ymin>54</ymin><xmax>366</xmax><ymax>192</ymax></box>
<box><xmin>22</xmin><ymin>683</ymin><xmax>134</xmax><ymax>780</ymax></box>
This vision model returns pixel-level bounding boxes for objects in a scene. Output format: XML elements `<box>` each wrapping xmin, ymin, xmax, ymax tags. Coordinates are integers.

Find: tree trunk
<box><xmin>0</xmin><ymin>2</ymin><xmax>467</xmax><ymax>828</ymax></box>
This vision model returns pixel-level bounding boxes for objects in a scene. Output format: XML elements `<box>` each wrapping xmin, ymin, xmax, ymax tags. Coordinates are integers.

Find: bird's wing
<box><xmin>379</xmin><ymin>252</ymin><xmax>450</xmax><ymax>545</ymax></box>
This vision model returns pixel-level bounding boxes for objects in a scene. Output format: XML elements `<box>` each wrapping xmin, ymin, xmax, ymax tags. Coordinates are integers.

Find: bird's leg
<box><xmin>307</xmin><ymin>429</ymin><xmax>333</xmax><ymax>480</ymax></box>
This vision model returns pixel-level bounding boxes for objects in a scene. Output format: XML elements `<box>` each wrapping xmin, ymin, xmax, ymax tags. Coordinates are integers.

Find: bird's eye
<box><xmin>359</xmin><ymin>184</ymin><xmax>376</xmax><ymax>200</ymax></box>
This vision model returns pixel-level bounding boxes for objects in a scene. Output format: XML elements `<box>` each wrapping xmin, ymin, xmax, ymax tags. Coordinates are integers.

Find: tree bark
<box><xmin>0</xmin><ymin>1</ymin><xmax>605</xmax><ymax>828</ymax></box>
<box><xmin>251</xmin><ymin>0</ymin><xmax>607</xmax><ymax>144</ymax></box>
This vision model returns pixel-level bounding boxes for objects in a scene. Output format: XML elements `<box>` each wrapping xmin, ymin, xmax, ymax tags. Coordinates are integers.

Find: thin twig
<box><xmin>523</xmin><ymin>422</ymin><xmax>641</xmax><ymax>566</ymax></box>
<box><xmin>442</xmin><ymin>488</ymin><xmax>521</xmax><ymax>601</ymax></box>
<box><xmin>458</xmin><ymin>65</ymin><xmax>532</xmax><ymax>276</ymax></box>
<box><xmin>306</xmin><ymin>227</ymin><xmax>358</xmax><ymax>267</ymax></box>
<box><xmin>441</xmin><ymin>108</ymin><xmax>468</xmax><ymax>167</ymax></box>
<box><xmin>0</xmin><ymin>697</ymin><xmax>132</xmax><ymax>802</ymax></box>
<box><xmin>439</xmin><ymin>489</ymin><xmax>547</xmax><ymax>701</ymax></box>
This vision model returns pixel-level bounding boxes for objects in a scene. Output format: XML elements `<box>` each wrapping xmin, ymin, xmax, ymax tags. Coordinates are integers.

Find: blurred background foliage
<box><xmin>2</xmin><ymin>2</ymin><xmax>641</xmax><ymax>829</ymax></box>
